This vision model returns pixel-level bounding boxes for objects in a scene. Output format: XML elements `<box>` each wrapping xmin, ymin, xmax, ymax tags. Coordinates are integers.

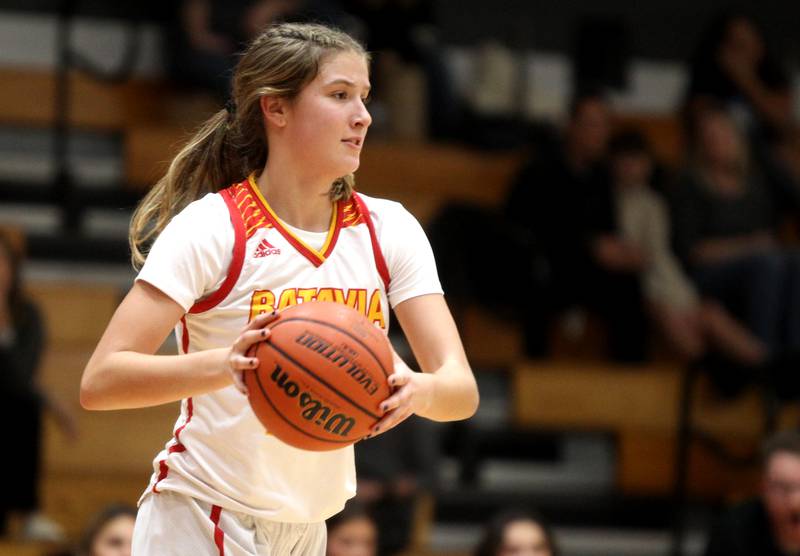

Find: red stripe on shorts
<box><xmin>210</xmin><ymin>505</ymin><xmax>225</xmax><ymax>555</ymax></box>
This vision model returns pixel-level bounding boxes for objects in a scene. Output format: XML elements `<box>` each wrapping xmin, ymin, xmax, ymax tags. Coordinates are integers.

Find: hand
<box><xmin>593</xmin><ymin>236</ymin><xmax>645</xmax><ymax>271</ymax></box>
<box><xmin>226</xmin><ymin>311</ymin><xmax>279</xmax><ymax>395</ymax></box>
<box><xmin>369</xmin><ymin>350</ymin><xmax>434</xmax><ymax>438</ymax></box>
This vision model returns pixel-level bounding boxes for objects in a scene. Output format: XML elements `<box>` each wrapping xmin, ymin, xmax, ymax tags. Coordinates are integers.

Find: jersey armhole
<box><xmin>188</xmin><ymin>189</ymin><xmax>246</xmax><ymax>314</ymax></box>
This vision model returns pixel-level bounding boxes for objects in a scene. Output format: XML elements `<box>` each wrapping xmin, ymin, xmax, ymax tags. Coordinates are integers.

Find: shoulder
<box><xmin>354</xmin><ymin>192</ymin><xmax>418</xmax><ymax>228</ymax></box>
<box><xmin>172</xmin><ymin>192</ymin><xmax>230</xmax><ymax>225</ymax></box>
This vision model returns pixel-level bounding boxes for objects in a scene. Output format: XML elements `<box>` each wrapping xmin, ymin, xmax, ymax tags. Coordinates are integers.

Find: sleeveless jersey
<box><xmin>135</xmin><ymin>175</ymin><xmax>442</xmax><ymax>522</ymax></box>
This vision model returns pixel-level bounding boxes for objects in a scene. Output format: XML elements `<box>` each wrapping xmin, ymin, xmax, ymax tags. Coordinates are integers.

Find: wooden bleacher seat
<box><xmin>512</xmin><ymin>360</ymin><xmax>799</xmax><ymax>497</ymax></box>
<box><xmin>26</xmin><ymin>282</ymin><xmax>121</xmax><ymax>347</ymax></box>
<box><xmin>126</xmin><ymin>126</ymin><xmax>526</xmax><ymax>217</ymax></box>
<box><xmin>0</xmin><ymin>541</ymin><xmax>56</xmax><ymax>556</ymax></box>
<box><xmin>0</xmin><ymin>67</ymin><xmax>219</xmax><ymax>132</ymax></box>
<box><xmin>614</xmin><ymin>113</ymin><xmax>684</xmax><ymax>168</ymax></box>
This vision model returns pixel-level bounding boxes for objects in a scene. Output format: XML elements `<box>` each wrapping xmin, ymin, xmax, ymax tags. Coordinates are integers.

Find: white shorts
<box><xmin>132</xmin><ymin>492</ymin><xmax>327</xmax><ymax>556</ymax></box>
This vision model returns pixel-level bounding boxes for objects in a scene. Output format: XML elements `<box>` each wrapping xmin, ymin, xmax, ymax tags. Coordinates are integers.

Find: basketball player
<box><xmin>80</xmin><ymin>22</ymin><xmax>479</xmax><ymax>556</ymax></box>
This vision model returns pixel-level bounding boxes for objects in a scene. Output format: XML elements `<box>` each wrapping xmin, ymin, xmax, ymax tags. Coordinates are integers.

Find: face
<box><xmin>724</xmin><ymin>17</ymin><xmax>764</xmax><ymax>66</ymax></box>
<box><xmin>612</xmin><ymin>152</ymin><xmax>652</xmax><ymax>188</ymax></box>
<box><xmin>498</xmin><ymin>519</ymin><xmax>553</xmax><ymax>556</ymax></box>
<box><xmin>764</xmin><ymin>452</ymin><xmax>800</xmax><ymax>551</ymax></box>
<box><xmin>698</xmin><ymin>111</ymin><xmax>744</xmax><ymax>167</ymax></box>
<box><xmin>277</xmin><ymin>51</ymin><xmax>372</xmax><ymax>183</ymax></box>
<box><xmin>326</xmin><ymin>516</ymin><xmax>377</xmax><ymax>556</ymax></box>
<box><xmin>91</xmin><ymin>515</ymin><xmax>135</xmax><ymax>556</ymax></box>
<box><xmin>568</xmin><ymin>99</ymin><xmax>612</xmax><ymax>162</ymax></box>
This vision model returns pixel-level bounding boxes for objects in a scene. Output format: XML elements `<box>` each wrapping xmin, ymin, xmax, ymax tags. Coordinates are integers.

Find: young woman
<box><xmin>77</xmin><ymin>504</ymin><xmax>136</xmax><ymax>556</ymax></box>
<box><xmin>325</xmin><ymin>501</ymin><xmax>378</xmax><ymax>556</ymax></box>
<box><xmin>0</xmin><ymin>230</ymin><xmax>74</xmax><ymax>542</ymax></box>
<box><xmin>473</xmin><ymin>509</ymin><xmax>559</xmax><ymax>556</ymax></box>
<box><xmin>80</xmin><ymin>22</ymin><xmax>478</xmax><ymax>556</ymax></box>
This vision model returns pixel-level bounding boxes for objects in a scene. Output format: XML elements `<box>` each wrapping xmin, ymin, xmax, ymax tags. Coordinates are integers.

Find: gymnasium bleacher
<box><xmin>2</xmin><ymin>5</ymin><xmax>798</xmax><ymax>556</ymax></box>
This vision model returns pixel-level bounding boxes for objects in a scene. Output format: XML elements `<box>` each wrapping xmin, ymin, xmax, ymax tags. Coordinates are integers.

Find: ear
<box><xmin>261</xmin><ymin>96</ymin><xmax>288</xmax><ymax>128</ymax></box>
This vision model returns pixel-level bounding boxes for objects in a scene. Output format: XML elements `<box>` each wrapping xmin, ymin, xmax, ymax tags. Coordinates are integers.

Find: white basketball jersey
<box><xmin>136</xmin><ymin>175</ymin><xmax>442</xmax><ymax>522</ymax></box>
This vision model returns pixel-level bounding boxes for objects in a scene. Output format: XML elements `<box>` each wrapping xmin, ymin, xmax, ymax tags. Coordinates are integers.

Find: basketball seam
<box><xmin>271</xmin><ymin>316</ymin><xmax>391</xmax><ymax>379</ymax></box>
<box><xmin>253</xmin><ymin>368</ymin><xmax>356</xmax><ymax>445</ymax></box>
<box><xmin>263</xmin><ymin>341</ymin><xmax>382</xmax><ymax>420</ymax></box>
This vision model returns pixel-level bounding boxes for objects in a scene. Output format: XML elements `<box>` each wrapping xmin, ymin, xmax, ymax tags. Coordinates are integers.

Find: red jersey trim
<box><xmin>353</xmin><ymin>193</ymin><xmax>391</xmax><ymax>292</ymax></box>
<box><xmin>210</xmin><ymin>505</ymin><xmax>226</xmax><ymax>555</ymax></box>
<box><xmin>152</xmin><ymin>396</ymin><xmax>194</xmax><ymax>493</ymax></box>
<box><xmin>189</xmin><ymin>188</ymin><xmax>247</xmax><ymax>314</ymax></box>
<box><xmin>245</xmin><ymin>174</ymin><xmax>338</xmax><ymax>267</ymax></box>
<box><xmin>179</xmin><ymin>316</ymin><xmax>189</xmax><ymax>354</ymax></box>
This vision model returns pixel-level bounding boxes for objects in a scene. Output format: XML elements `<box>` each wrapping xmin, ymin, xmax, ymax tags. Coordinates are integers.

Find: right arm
<box><xmin>80</xmin><ymin>280</ymin><xmax>271</xmax><ymax>411</ymax></box>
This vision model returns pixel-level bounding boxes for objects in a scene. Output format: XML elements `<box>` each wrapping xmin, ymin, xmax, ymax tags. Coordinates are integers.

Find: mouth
<box><xmin>342</xmin><ymin>137</ymin><xmax>363</xmax><ymax>149</ymax></box>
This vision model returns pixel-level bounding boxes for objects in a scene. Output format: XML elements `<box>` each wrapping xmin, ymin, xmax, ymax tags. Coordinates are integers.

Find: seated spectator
<box><xmin>609</xmin><ymin>131</ymin><xmax>768</xmax><ymax>392</ymax></box>
<box><xmin>0</xmin><ymin>230</ymin><xmax>76</xmax><ymax>542</ymax></box>
<box><xmin>473</xmin><ymin>508</ymin><xmax>558</xmax><ymax>556</ymax></box>
<box><xmin>705</xmin><ymin>430</ymin><xmax>800</xmax><ymax>556</ymax></box>
<box><xmin>684</xmin><ymin>11</ymin><xmax>794</xmax><ymax>147</ymax></box>
<box><xmin>76</xmin><ymin>504</ymin><xmax>136</xmax><ymax>556</ymax></box>
<box><xmin>669</xmin><ymin>105</ymin><xmax>800</xmax><ymax>396</ymax></box>
<box><xmin>505</xmin><ymin>90</ymin><xmax>648</xmax><ymax>362</ymax></box>
<box><xmin>167</xmin><ymin>0</ymin><xmax>348</xmax><ymax>100</ymax></box>
<box><xmin>684</xmin><ymin>10</ymin><xmax>800</xmax><ymax>193</ymax></box>
<box><xmin>326</xmin><ymin>500</ymin><xmax>378</xmax><ymax>556</ymax></box>
<box><xmin>354</xmin><ymin>331</ymin><xmax>440</xmax><ymax>556</ymax></box>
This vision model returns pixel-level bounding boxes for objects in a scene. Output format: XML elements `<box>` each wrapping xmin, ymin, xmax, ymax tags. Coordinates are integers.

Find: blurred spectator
<box><xmin>76</xmin><ymin>504</ymin><xmax>136</xmax><ymax>556</ymax></box>
<box><xmin>0</xmin><ymin>230</ymin><xmax>76</xmax><ymax>542</ymax></box>
<box><xmin>705</xmin><ymin>430</ymin><xmax>800</xmax><ymax>556</ymax></box>
<box><xmin>684</xmin><ymin>10</ymin><xmax>800</xmax><ymax>189</ymax></box>
<box><xmin>669</xmin><ymin>106</ymin><xmax>800</xmax><ymax>394</ymax></box>
<box><xmin>326</xmin><ymin>500</ymin><xmax>378</xmax><ymax>556</ymax></box>
<box><xmin>685</xmin><ymin>11</ymin><xmax>794</xmax><ymax>146</ymax></box>
<box><xmin>166</xmin><ymin>0</ymin><xmax>346</xmax><ymax>100</ymax></box>
<box><xmin>504</xmin><ymin>91</ymin><xmax>648</xmax><ymax>362</ymax></box>
<box><xmin>609</xmin><ymin>131</ymin><xmax>768</xmax><ymax>383</ymax></box>
<box><xmin>473</xmin><ymin>508</ymin><xmax>559</xmax><ymax>556</ymax></box>
<box><xmin>354</xmin><ymin>331</ymin><xmax>440</xmax><ymax>555</ymax></box>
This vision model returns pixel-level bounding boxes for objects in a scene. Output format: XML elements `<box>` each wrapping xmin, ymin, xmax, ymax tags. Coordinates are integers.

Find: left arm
<box><xmin>371</xmin><ymin>293</ymin><xmax>479</xmax><ymax>435</ymax></box>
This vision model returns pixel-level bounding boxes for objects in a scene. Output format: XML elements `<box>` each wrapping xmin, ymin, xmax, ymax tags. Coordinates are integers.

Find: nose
<box><xmin>352</xmin><ymin>99</ymin><xmax>372</xmax><ymax>129</ymax></box>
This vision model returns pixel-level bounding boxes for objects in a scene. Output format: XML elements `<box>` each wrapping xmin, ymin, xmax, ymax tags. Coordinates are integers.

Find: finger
<box><xmin>369</xmin><ymin>409</ymin><xmax>412</xmax><ymax>437</ymax></box>
<box><xmin>230</xmin><ymin>354</ymin><xmax>259</xmax><ymax>371</ymax></box>
<box><xmin>245</xmin><ymin>310</ymin><xmax>279</xmax><ymax>331</ymax></box>
<box><xmin>387</xmin><ymin>372</ymin><xmax>410</xmax><ymax>388</ymax></box>
<box><xmin>233</xmin><ymin>328</ymin><xmax>272</xmax><ymax>354</ymax></box>
<box><xmin>378</xmin><ymin>387</ymin><xmax>409</xmax><ymax>414</ymax></box>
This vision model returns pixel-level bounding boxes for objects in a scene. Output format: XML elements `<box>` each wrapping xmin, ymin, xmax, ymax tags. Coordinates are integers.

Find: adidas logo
<box><xmin>253</xmin><ymin>238</ymin><xmax>281</xmax><ymax>258</ymax></box>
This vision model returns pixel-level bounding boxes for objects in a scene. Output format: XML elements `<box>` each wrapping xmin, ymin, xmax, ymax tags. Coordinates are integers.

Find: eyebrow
<box><xmin>325</xmin><ymin>78</ymin><xmax>371</xmax><ymax>92</ymax></box>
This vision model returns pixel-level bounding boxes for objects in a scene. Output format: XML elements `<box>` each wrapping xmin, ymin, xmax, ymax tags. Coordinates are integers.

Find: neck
<box><xmin>256</xmin><ymin>160</ymin><xmax>334</xmax><ymax>232</ymax></box>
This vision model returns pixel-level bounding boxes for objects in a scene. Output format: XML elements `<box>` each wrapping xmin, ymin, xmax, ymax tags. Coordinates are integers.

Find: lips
<box><xmin>342</xmin><ymin>137</ymin><xmax>363</xmax><ymax>148</ymax></box>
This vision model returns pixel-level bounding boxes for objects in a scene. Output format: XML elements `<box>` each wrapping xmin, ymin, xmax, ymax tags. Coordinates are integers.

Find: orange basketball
<box><xmin>244</xmin><ymin>301</ymin><xmax>394</xmax><ymax>451</ymax></box>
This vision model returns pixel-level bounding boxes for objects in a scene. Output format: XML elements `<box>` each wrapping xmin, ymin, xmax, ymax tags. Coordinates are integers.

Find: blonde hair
<box><xmin>129</xmin><ymin>22</ymin><xmax>369</xmax><ymax>268</ymax></box>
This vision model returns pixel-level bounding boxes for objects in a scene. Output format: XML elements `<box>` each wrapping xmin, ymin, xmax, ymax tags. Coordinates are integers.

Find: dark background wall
<box><xmin>435</xmin><ymin>0</ymin><xmax>800</xmax><ymax>62</ymax></box>
<box><xmin>2</xmin><ymin>0</ymin><xmax>799</xmax><ymax>63</ymax></box>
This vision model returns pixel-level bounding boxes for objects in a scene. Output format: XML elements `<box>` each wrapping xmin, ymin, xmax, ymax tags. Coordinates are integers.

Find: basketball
<box><xmin>244</xmin><ymin>301</ymin><xmax>394</xmax><ymax>451</ymax></box>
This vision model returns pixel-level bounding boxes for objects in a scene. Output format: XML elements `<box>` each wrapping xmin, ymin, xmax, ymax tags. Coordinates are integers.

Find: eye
<box><xmin>332</xmin><ymin>91</ymin><xmax>348</xmax><ymax>100</ymax></box>
<box><xmin>361</xmin><ymin>94</ymin><xmax>371</xmax><ymax>105</ymax></box>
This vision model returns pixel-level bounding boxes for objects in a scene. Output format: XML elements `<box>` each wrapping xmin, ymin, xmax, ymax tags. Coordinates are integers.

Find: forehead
<box><xmin>766</xmin><ymin>452</ymin><xmax>800</xmax><ymax>478</ymax></box>
<box><xmin>504</xmin><ymin>520</ymin><xmax>546</xmax><ymax>544</ymax></box>
<box><xmin>315</xmin><ymin>51</ymin><xmax>370</xmax><ymax>86</ymax></box>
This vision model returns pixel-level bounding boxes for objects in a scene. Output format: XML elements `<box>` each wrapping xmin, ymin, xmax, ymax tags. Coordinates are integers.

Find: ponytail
<box><xmin>129</xmin><ymin>108</ymin><xmax>256</xmax><ymax>268</ymax></box>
